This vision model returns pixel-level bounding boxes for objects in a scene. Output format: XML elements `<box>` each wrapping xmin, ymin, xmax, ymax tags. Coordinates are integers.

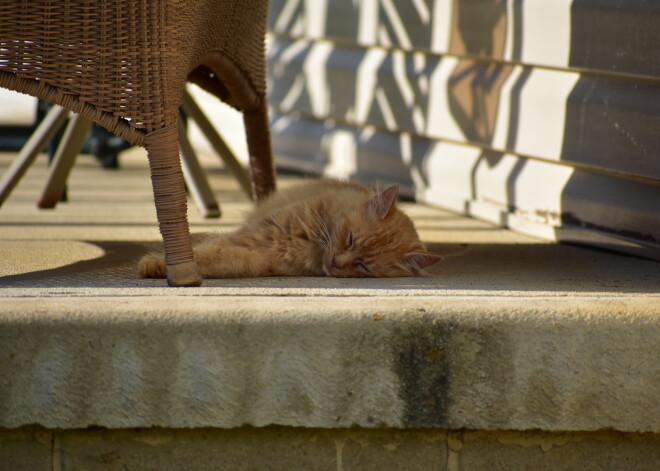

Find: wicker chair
<box><xmin>0</xmin><ymin>0</ymin><xmax>276</xmax><ymax>287</ymax></box>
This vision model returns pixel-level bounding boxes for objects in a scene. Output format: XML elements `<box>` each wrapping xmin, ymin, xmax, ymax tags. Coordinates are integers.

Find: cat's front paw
<box><xmin>137</xmin><ymin>254</ymin><xmax>166</xmax><ymax>279</ymax></box>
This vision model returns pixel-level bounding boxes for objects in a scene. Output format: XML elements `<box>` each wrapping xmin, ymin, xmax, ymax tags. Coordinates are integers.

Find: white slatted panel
<box><xmin>267</xmin><ymin>0</ymin><xmax>660</xmax><ymax>259</ymax></box>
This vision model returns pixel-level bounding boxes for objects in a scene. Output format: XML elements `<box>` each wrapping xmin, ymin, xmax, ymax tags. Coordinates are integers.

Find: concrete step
<box><xmin>1</xmin><ymin>150</ymin><xmax>659</xmax><ymax>470</ymax></box>
<box><xmin>1</xmin><ymin>293</ymin><xmax>659</xmax><ymax>432</ymax></box>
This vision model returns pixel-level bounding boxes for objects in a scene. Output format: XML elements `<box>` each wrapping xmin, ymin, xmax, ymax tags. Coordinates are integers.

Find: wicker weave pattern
<box><xmin>0</xmin><ymin>1</ymin><xmax>162</xmax><ymax>142</ymax></box>
<box><xmin>0</xmin><ymin>0</ymin><xmax>274</xmax><ymax>286</ymax></box>
<box><xmin>0</xmin><ymin>0</ymin><xmax>268</xmax><ymax>144</ymax></box>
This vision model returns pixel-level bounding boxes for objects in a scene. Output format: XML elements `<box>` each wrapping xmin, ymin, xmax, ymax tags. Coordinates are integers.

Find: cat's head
<box><xmin>323</xmin><ymin>184</ymin><xmax>443</xmax><ymax>277</ymax></box>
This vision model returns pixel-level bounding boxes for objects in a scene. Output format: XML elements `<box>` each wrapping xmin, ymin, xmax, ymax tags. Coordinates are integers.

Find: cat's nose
<box><xmin>331</xmin><ymin>256</ymin><xmax>341</xmax><ymax>269</ymax></box>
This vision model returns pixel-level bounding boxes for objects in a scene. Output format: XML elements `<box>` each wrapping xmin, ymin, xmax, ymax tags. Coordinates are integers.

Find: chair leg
<box><xmin>0</xmin><ymin>105</ymin><xmax>69</xmax><ymax>208</ymax></box>
<box><xmin>177</xmin><ymin>114</ymin><xmax>221</xmax><ymax>218</ymax></box>
<box><xmin>180</xmin><ymin>89</ymin><xmax>253</xmax><ymax>199</ymax></box>
<box><xmin>37</xmin><ymin>113</ymin><xmax>93</xmax><ymax>209</ymax></box>
<box><xmin>243</xmin><ymin>99</ymin><xmax>276</xmax><ymax>201</ymax></box>
<box><xmin>144</xmin><ymin>124</ymin><xmax>202</xmax><ymax>287</ymax></box>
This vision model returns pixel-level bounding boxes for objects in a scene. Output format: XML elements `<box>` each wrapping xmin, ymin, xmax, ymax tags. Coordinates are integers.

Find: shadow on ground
<box><xmin>1</xmin><ymin>240</ymin><xmax>659</xmax><ymax>294</ymax></box>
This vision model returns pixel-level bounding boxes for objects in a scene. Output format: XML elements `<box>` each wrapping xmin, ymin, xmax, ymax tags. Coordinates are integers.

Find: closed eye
<box><xmin>346</xmin><ymin>231</ymin><xmax>354</xmax><ymax>249</ymax></box>
<box><xmin>357</xmin><ymin>262</ymin><xmax>371</xmax><ymax>275</ymax></box>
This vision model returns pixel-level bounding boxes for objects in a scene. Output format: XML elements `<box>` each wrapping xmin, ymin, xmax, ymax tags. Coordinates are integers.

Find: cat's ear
<box><xmin>405</xmin><ymin>252</ymin><xmax>443</xmax><ymax>274</ymax></box>
<box><xmin>367</xmin><ymin>184</ymin><xmax>399</xmax><ymax>219</ymax></box>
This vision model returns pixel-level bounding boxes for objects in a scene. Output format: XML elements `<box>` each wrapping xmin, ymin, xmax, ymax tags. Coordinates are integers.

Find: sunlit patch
<box><xmin>0</xmin><ymin>241</ymin><xmax>105</xmax><ymax>277</ymax></box>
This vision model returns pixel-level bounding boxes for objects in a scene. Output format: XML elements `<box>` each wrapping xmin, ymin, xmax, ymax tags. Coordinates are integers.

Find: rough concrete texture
<box><xmin>1</xmin><ymin>151</ymin><xmax>659</xmax><ymax>438</ymax></box>
<box><xmin>1</xmin><ymin>427</ymin><xmax>658</xmax><ymax>471</ymax></box>
<box><xmin>1</xmin><ymin>295</ymin><xmax>658</xmax><ymax>432</ymax></box>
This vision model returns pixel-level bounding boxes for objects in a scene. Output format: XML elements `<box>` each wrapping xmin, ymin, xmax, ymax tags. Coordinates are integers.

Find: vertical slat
<box><xmin>37</xmin><ymin>114</ymin><xmax>93</xmax><ymax>209</ymax></box>
<box><xmin>180</xmin><ymin>89</ymin><xmax>254</xmax><ymax>199</ymax></box>
<box><xmin>0</xmin><ymin>105</ymin><xmax>69</xmax><ymax>207</ymax></box>
<box><xmin>177</xmin><ymin>115</ymin><xmax>221</xmax><ymax>218</ymax></box>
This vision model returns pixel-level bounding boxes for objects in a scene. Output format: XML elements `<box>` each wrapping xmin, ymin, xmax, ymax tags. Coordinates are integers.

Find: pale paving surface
<box><xmin>1</xmin><ymin>148</ymin><xmax>659</xmax><ymax>296</ymax></box>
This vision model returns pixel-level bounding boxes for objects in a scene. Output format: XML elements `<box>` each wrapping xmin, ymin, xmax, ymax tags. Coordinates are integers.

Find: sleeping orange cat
<box><xmin>138</xmin><ymin>180</ymin><xmax>442</xmax><ymax>279</ymax></box>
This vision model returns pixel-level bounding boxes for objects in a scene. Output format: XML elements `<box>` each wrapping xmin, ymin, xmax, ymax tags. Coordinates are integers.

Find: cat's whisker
<box><xmin>315</xmin><ymin>211</ymin><xmax>330</xmax><ymax>241</ymax></box>
<box><xmin>311</xmin><ymin>210</ymin><xmax>331</xmax><ymax>248</ymax></box>
<box><xmin>297</xmin><ymin>213</ymin><xmax>329</xmax><ymax>250</ymax></box>
<box><xmin>304</xmin><ymin>212</ymin><xmax>323</xmax><ymax>245</ymax></box>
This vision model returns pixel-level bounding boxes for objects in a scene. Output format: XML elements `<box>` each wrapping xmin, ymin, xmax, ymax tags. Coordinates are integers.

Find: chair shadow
<box><xmin>1</xmin><ymin>240</ymin><xmax>658</xmax><ymax>294</ymax></box>
<box><xmin>0</xmin><ymin>240</ymin><xmax>153</xmax><ymax>288</ymax></box>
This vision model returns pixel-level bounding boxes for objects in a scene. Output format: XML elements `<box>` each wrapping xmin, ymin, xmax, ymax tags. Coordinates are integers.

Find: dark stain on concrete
<box><xmin>392</xmin><ymin>314</ymin><xmax>454</xmax><ymax>427</ymax></box>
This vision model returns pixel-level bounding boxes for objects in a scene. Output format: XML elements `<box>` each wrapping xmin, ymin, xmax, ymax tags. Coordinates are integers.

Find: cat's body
<box><xmin>138</xmin><ymin>179</ymin><xmax>441</xmax><ymax>279</ymax></box>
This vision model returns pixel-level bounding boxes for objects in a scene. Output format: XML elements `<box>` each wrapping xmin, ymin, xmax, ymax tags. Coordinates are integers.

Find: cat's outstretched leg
<box><xmin>192</xmin><ymin>238</ymin><xmax>271</xmax><ymax>278</ymax></box>
<box><xmin>138</xmin><ymin>236</ymin><xmax>271</xmax><ymax>279</ymax></box>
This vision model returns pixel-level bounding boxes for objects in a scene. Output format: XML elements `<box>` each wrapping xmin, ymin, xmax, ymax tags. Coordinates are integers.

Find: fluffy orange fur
<box><xmin>138</xmin><ymin>180</ymin><xmax>442</xmax><ymax>279</ymax></box>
